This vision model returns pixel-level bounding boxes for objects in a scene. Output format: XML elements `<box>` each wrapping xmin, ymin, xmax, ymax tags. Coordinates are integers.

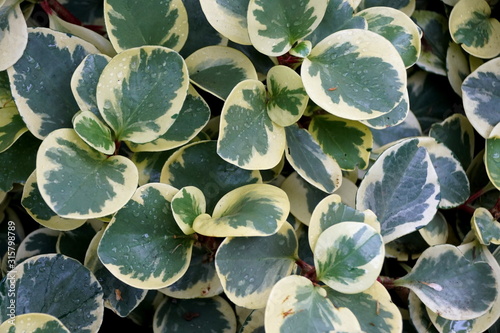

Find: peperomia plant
<box><xmin>0</xmin><ymin>0</ymin><xmax>499</xmax><ymax>332</ymax></box>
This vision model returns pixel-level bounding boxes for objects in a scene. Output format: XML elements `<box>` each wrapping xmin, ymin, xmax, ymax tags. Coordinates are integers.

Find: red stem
<box><xmin>295</xmin><ymin>259</ymin><xmax>319</xmax><ymax>284</ymax></box>
<box><xmin>277</xmin><ymin>52</ymin><xmax>303</xmax><ymax>68</ymax></box>
<box><xmin>41</xmin><ymin>0</ymin><xmax>82</xmax><ymax>26</ymax></box>
<box><xmin>377</xmin><ymin>276</ymin><xmax>396</xmax><ymax>290</ymax></box>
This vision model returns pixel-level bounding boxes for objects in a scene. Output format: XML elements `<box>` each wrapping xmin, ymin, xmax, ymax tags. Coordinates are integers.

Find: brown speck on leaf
<box><xmin>282</xmin><ymin>295</ymin><xmax>290</xmax><ymax>303</ymax></box>
<box><xmin>114</xmin><ymin>289</ymin><xmax>122</xmax><ymax>301</ymax></box>
<box><xmin>282</xmin><ymin>309</ymin><xmax>295</xmax><ymax>318</ymax></box>
<box><xmin>328</xmin><ymin>87</ymin><xmax>338</xmax><ymax>91</ymax></box>
<box><xmin>183</xmin><ymin>312</ymin><xmax>200</xmax><ymax>321</ymax></box>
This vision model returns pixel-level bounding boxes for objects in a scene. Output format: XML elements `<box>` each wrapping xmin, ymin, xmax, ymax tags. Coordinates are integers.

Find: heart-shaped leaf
<box><xmin>472</xmin><ymin>207</ymin><xmax>500</xmax><ymax>245</ymax></box>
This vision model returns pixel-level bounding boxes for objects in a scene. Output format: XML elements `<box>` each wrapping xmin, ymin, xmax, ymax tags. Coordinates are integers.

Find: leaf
<box><xmin>486</xmin><ymin>122</ymin><xmax>500</xmax><ymax>190</ymax></box>
<box><xmin>36</xmin><ymin>128</ymin><xmax>138</xmax><ymax>219</ymax></box>
<box><xmin>446</xmin><ymin>42</ymin><xmax>470</xmax><ymax>97</ymax></box>
<box><xmin>462</xmin><ymin>57</ymin><xmax>500</xmax><ymax>139</ymax></box>
<box><xmin>247</xmin><ymin>0</ymin><xmax>327</xmax><ymax>56</ymax></box>
<box><xmin>70</xmin><ymin>53</ymin><xmax>111</xmax><ymax>118</ymax></box>
<box><xmin>15</xmin><ymin>227</ymin><xmax>59</xmax><ymax>265</ymax></box>
<box><xmin>449</xmin><ymin>0</ymin><xmax>500</xmax><ymax>59</ymax></box>
<box><xmin>472</xmin><ymin>207</ymin><xmax>500</xmax><ymax>246</ymax></box>
<box><xmin>217</xmin><ymin>80</ymin><xmax>286</xmax><ymax>170</ymax></box>
<box><xmin>199</xmin><ymin>0</ymin><xmax>251</xmax><ymax>45</ymax></box>
<box><xmin>21</xmin><ymin>171</ymin><xmax>87</xmax><ymax>231</ymax></box>
<box><xmin>265</xmin><ymin>275</ymin><xmax>361</xmax><ymax>333</ymax></box>
<box><xmin>73</xmin><ymin>110</ymin><xmax>115</xmax><ymax>155</ymax></box>
<box><xmin>0</xmin><ymin>106</ymin><xmax>28</xmax><ymax>153</ymax></box>
<box><xmin>96</xmin><ymin>46</ymin><xmax>189</xmax><ymax>143</ymax></box>
<box><xmin>359</xmin><ymin>0</ymin><xmax>416</xmax><ymax>16</ymax></box>
<box><xmin>395</xmin><ymin>244</ymin><xmax>499</xmax><ymax>321</ymax></box>
<box><xmin>160</xmin><ymin>140</ymin><xmax>261</xmax><ymax>213</ymax></box>
<box><xmin>418</xmin><ymin>211</ymin><xmax>448</xmax><ymax>247</ymax></box>
<box><xmin>57</xmin><ymin>221</ymin><xmax>101</xmax><ymax>263</ymax></box>
<box><xmin>192</xmin><ymin>184</ymin><xmax>289</xmax><ymax>237</ymax></box>
<box><xmin>215</xmin><ymin>222</ymin><xmax>297</xmax><ymax>309</ymax></box>
<box><xmin>171</xmin><ymin>186</ymin><xmax>206</xmax><ymax>235</ymax></box>
<box><xmin>98</xmin><ymin>183</ymin><xmax>195</xmax><ymax>289</ymax></box>
<box><xmin>186</xmin><ymin>45</ymin><xmax>258</xmax><ymax>100</ymax></box>
<box><xmin>153</xmin><ymin>296</ymin><xmax>237</xmax><ymax>333</ymax></box>
<box><xmin>309</xmin><ymin>113</ymin><xmax>373</xmax><ymax>170</ymax></box>
<box><xmin>408</xmin><ymin>291</ymin><xmax>440</xmax><ymax>333</ymax></box>
<box><xmin>302</xmin><ymin>29</ymin><xmax>406</xmax><ymax>120</ymax></box>
<box><xmin>239</xmin><ymin>308</ymin><xmax>265</xmax><ymax>333</ymax></box>
<box><xmin>360</xmin><ymin>90</ymin><xmax>410</xmax><ymax>129</ymax></box>
<box><xmin>0</xmin><ymin>0</ymin><xmax>28</xmax><ymax>71</ymax></box>
<box><xmin>285</xmin><ymin>124</ymin><xmax>342</xmax><ymax>193</ymax></box>
<box><xmin>326</xmin><ymin>281</ymin><xmax>403</xmax><ymax>333</ymax></box>
<box><xmin>0</xmin><ymin>313</ymin><xmax>70</xmax><ymax>333</ymax></box>
<box><xmin>6</xmin><ymin>27</ymin><xmax>99</xmax><ymax>139</ymax></box>
<box><xmin>315</xmin><ymin>222</ymin><xmax>384</xmax><ymax>294</ymax></box>
<box><xmin>356</xmin><ymin>6</ymin><xmax>421</xmax><ymax>68</ymax></box>
<box><xmin>356</xmin><ymin>138</ymin><xmax>440</xmax><ymax>243</ymax></box>
<box><xmin>104</xmin><ymin>0</ymin><xmax>188</xmax><ymax>52</ymax></box>
<box><xmin>266</xmin><ymin>65</ymin><xmax>308</xmax><ymax>127</ymax></box>
<box><xmin>0</xmin><ymin>254</ymin><xmax>104</xmax><ymax>333</ymax></box>
<box><xmin>370</xmin><ymin>109</ymin><xmax>422</xmax><ymax>149</ymax></box>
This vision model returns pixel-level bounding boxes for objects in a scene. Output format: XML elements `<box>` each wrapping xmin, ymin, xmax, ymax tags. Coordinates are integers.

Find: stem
<box><xmin>41</xmin><ymin>0</ymin><xmax>82</xmax><ymax>25</ymax></box>
<box><xmin>458</xmin><ymin>182</ymin><xmax>497</xmax><ymax>215</ymax></box>
<box><xmin>491</xmin><ymin>198</ymin><xmax>500</xmax><ymax>220</ymax></box>
<box><xmin>295</xmin><ymin>259</ymin><xmax>319</xmax><ymax>284</ymax></box>
<box><xmin>377</xmin><ymin>276</ymin><xmax>396</xmax><ymax>290</ymax></box>
<box><xmin>277</xmin><ymin>52</ymin><xmax>303</xmax><ymax>68</ymax></box>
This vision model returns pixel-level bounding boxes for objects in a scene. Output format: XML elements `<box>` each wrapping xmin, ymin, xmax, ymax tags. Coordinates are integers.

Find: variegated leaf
<box><xmin>154</xmin><ymin>296</ymin><xmax>237</xmax><ymax>333</ymax></box>
<box><xmin>247</xmin><ymin>0</ymin><xmax>327</xmax><ymax>56</ymax></box>
<box><xmin>15</xmin><ymin>227</ymin><xmax>59</xmax><ymax>265</ymax></box>
<box><xmin>285</xmin><ymin>124</ymin><xmax>342</xmax><ymax>193</ymax></box>
<box><xmin>418</xmin><ymin>211</ymin><xmax>448</xmax><ymax>246</ymax></box>
<box><xmin>7</xmin><ymin>27</ymin><xmax>99</xmax><ymax>139</ymax></box>
<box><xmin>160</xmin><ymin>140</ymin><xmax>262</xmax><ymax>213</ymax></box>
<box><xmin>315</xmin><ymin>222</ymin><xmax>384</xmax><ymax>294</ymax></box>
<box><xmin>73</xmin><ymin>110</ymin><xmax>115</xmax><ymax>155</ymax></box>
<box><xmin>360</xmin><ymin>89</ymin><xmax>410</xmax><ymax>129</ymax></box>
<box><xmin>0</xmin><ymin>313</ymin><xmax>70</xmax><ymax>333</ymax></box>
<box><xmin>486</xmin><ymin>122</ymin><xmax>500</xmax><ymax>190</ymax></box>
<box><xmin>186</xmin><ymin>45</ymin><xmax>257</xmax><ymax>100</ymax></box>
<box><xmin>408</xmin><ymin>291</ymin><xmax>440</xmax><ymax>333</ymax></box>
<box><xmin>289</xmin><ymin>40</ymin><xmax>312</xmax><ymax>58</ymax></box>
<box><xmin>462</xmin><ymin>57</ymin><xmax>500</xmax><ymax>139</ymax></box>
<box><xmin>0</xmin><ymin>106</ymin><xmax>27</xmax><ymax>153</ymax></box>
<box><xmin>265</xmin><ymin>275</ymin><xmax>361</xmax><ymax>333</ymax></box>
<box><xmin>358</xmin><ymin>0</ymin><xmax>416</xmax><ymax>16</ymax></box>
<box><xmin>449</xmin><ymin>0</ymin><xmax>500</xmax><ymax>59</ymax></box>
<box><xmin>96</xmin><ymin>46</ymin><xmax>189</xmax><ymax>143</ymax></box>
<box><xmin>192</xmin><ymin>184</ymin><xmax>289</xmax><ymax>237</ymax></box>
<box><xmin>104</xmin><ymin>0</ymin><xmax>188</xmax><ymax>52</ymax></box>
<box><xmin>0</xmin><ymin>0</ymin><xmax>28</xmax><ymax>71</ymax></box>
<box><xmin>266</xmin><ymin>65</ymin><xmax>308</xmax><ymax>127</ymax></box>
<box><xmin>125</xmin><ymin>85</ymin><xmax>210</xmax><ymax>152</ymax></box>
<box><xmin>356</xmin><ymin>6</ymin><xmax>421</xmax><ymax>68</ymax></box>
<box><xmin>57</xmin><ymin>221</ymin><xmax>102</xmax><ymax>263</ymax></box>
<box><xmin>309</xmin><ymin>114</ymin><xmax>372</xmax><ymax>170</ymax></box>
<box><xmin>98</xmin><ymin>183</ymin><xmax>195</xmax><ymax>289</ymax></box>
<box><xmin>36</xmin><ymin>129</ymin><xmax>138</xmax><ymax>219</ymax></box>
<box><xmin>302</xmin><ymin>29</ymin><xmax>406</xmax><ymax>120</ymax></box>
<box><xmin>356</xmin><ymin>138</ymin><xmax>440</xmax><ymax>243</ymax></box>
<box><xmin>199</xmin><ymin>0</ymin><xmax>251</xmax><ymax>45</ymax></box>
<box><xmin>132</xmin><ymin>150</ymin><xmax>176</xmax><ymax>185</ymax></box>
<box><xmin>239</xmin><ymin>308</ymin><xmax>265</xmax><ymax>333</ymax></box>
<box><xmin>395</xmin><ymin>244</ymin><xmax>498</xmax><ymax>321</ymax></box>
<box><xmin>446</xmin><ymin>42</ymin><xmax>470</xmax><ymax>97</ymax></box>
<box><xmin>472</xmin><ymin>207</ymin><xmax>500</xmax><ymax>246</ymax></box>
<box><xmin>171</xmin><ymin>186</ymin><xmax>206</xmax><ymax>235</ymax></box>
<box><xmin>0</xmin><ymin>254</ymin><xmax>103</xmax><ymax>332</ymax></box>
<box><xmin>326</xmin><ymin>281</ymin><xmax>402</xmax><ymax>333</ymax></box>
<box><xmin>370</xmin><ymin>109</ymin><xmax>422</xmax><ymax>149</ymax></box>
<box><xmin>217</xmin><ymin>80</ymin><xmax>286</xmax><ymax>170</ymax></box>
<box><xmin>215</xmin><ymin>222</ymin><xmax>297</xmax><ymax>309</ymax></box>
<box><xmin>71</xmin><ymin>53</ymin><xmax>111</xmax><ymax>118</ymax></box>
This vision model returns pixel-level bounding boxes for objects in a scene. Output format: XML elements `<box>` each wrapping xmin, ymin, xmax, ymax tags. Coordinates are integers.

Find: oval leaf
<box><xmin>171</xmin><ymin>186</ymin><xmax>206</xmax><ymax>235</ymax></box>
<box><xmin>73</xmin><ymin>110</ymin><xmax>115</xmax><ymax>155</ymax></box>
<box><xmin>0</xmin><ymin>0</ymin><xmax>28</xmax><ymax>71</ymax></box>
<box><xmin>0</xmin><ymin>313</ymin><xmax>70</xmax><ymax>333</ymax></box>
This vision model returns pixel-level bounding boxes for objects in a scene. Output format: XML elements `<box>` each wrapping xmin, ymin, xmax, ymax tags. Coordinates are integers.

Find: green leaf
<box><xmin>446</xmin><ymin>42</ymin><xmax>471</xmax><ymax>97</ymax></box>
<box><xmin>356</xmin><ymin>138</ymin><xmax>440</xmax><ymax>243</ymax></box>
<box><xmin>73</xmin><ymin>110</ymin><xmax>115</xmax><ymax>155</ymax></box>
<box><xmin>395</xmin><ymin>244</ymin><xmax>499</xmax><ymax>320</ymax></box>
<box><xmin>356</xmin><ymin>6</ymin><xmax>421</xmax><ymax>68</ymax></box>
<box><xmin>125</xmin><ymin>85</ymin><xmax>211</xmax><ymax>152</ymax></box>
<box><xmin>215</xmin><ymin>222</ymin><xmax>297</xmax><ymax>309</ymax></box>
<box><xmin>15</xmin><ymin>227</ymin><xmax>59</xmax><ymax>265</ymax></box>
<box><xmin>289</xmin><ymin>40</ymin><xmax>312</xmax><ymax>58</ymax></box>
<box><xmin>266</xmin><ymin>65</ymin><xmax>308</xmax><ymax>127</ymax></box>
<box><xmin>160</xmin><ymin>140</ymin><xmax>262</xmax><ymax>213</ymax></box>
<box><xmin>193</xmin><ymin>184</ymin><xmax>289</xmax><ymax>237</ymax></box>
<box><xmin>0</xmin><ymin>313</ymin><xmax>70</xmax><ymax>333</ymax></box>
<box><xmin>217</xmin><ymin>80</ymin><xmax>286</xmax><ymax>170</ymax></box>
<box><xmin>96</xmin><ymin>46</ymin><xmax>189</xmax><ymax>143</ymax></box>
<box><xmin>0</xmin><ymin>106</ymin><xmax>28</xmax><ymax>153</ymax></box>
<box><xmin>6</xmin><ymin>27</ymin><xmax>99</xmax><ymax>139</ymax></box>
<box><xmin>104</xmin><ymin>0</ymin><xmax>188</xmax><ymax>52</ymax></box>
<box><xmin>418</xmin><ymin>211</ymin><xmax>448</xmax><ymax>246</ymax></box>
<box><xmin>285</xmin><ymin>124</ymin><xmax>342</xmax><ymax>193</ymax></box>
<box><xmin>472</xmin><ymin>207</ymin><xmax>500</xmax><ymax>245</ymax></box>
<box><xmin>265</xmin><ymin>275</ymin><xmax>361</xmax><ymax>333</ymax></box>
<box><xmin>0</xmin><ymin>254</ymin><xmax>104</xmax><ymax>333</ymax></box>
<box><xmin>239</xmin><ymin>308</ymin><xmax>265</xmax><ymax>333</ymax></box>
<box><xmin>486</xmin><ymin>123</ymin><xmax>500</xmax><ymax>191</ymax></box>
<box><xmin>186</xmin><ymin>46</ymin><xmax>258</xmax><ymax>101</ymax></box>
<box><xmin>309</xmin><ymin>113</ymin><xmax>373</xmax><ymax>170</ymax></box>
<box><xmin>315</xmin><ymin>222</ymin><xmax>384</xmax><ymax>293</ymax></box>
<box><xmin>462</xmin><ymin>57</ymin><xmax>500</xmax><ymax>139</ymax></box>
<box><xmin>302</xmin><ymin>29</ymin><xmax>406</xmax><ymax>120</ymax></box>
<box><xmin>326</xmin><ymin>281</ymin><xmax>402</xmax><ymax>333</ymax></box>
<box><xmin>0</xmin><ymin>0</ymin><xmax>28</xmax><ymax>71</ymax></box>
<box><xmin>154</xmin><ymin>296</ymin><xmax>237</xmax><ymax>333</ymax></box>
<box><xmin>408</xmin><ymin>291</ymin><xmax>440</xmax><ymax>333</ymax></box>
<box><xmin>21</xmin><ymin>171</ymin><xmax>87</xmax><ymax>231</ymax></box>
<box><xmin>360</xmin><ymin>90</ymin><xmax>410</xmax><ymax>129</ymax></box>
<box><xmin>171</xmin><ymin>186</ymin><xmax>206</xmax><ymax>235</ymax></box>
<box><xmin>98</xmin><ymin>183</ymin><xmax>195</xmax><ymax>289</ymax></box>
<box><xmin>449</xmin><ymin>0</ymin><xmax>500</xmax><ymax>59</ymax></box>
<box><xmin>0</xmin><ymin>131</ymin><xmax>39</xmax><ymax>192</ymax></box>
<box><xmin>70</xmin><ymin>53</ymin><xmax>111</xmax><ymax>118</ymax></box>
<box><xmin>36</xmin><ymin>128</ymin><xmax>138</xmax><ymax>219</ymax></box>
<box><xmin>199</xmin><ymin>0</ymin><xmax>251</xmax><ymax>45</ymax></box>
<box><xmin>247</xmin><ymin>0</ymin><xmax>327</xmax><ymax>56</ymax></box>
